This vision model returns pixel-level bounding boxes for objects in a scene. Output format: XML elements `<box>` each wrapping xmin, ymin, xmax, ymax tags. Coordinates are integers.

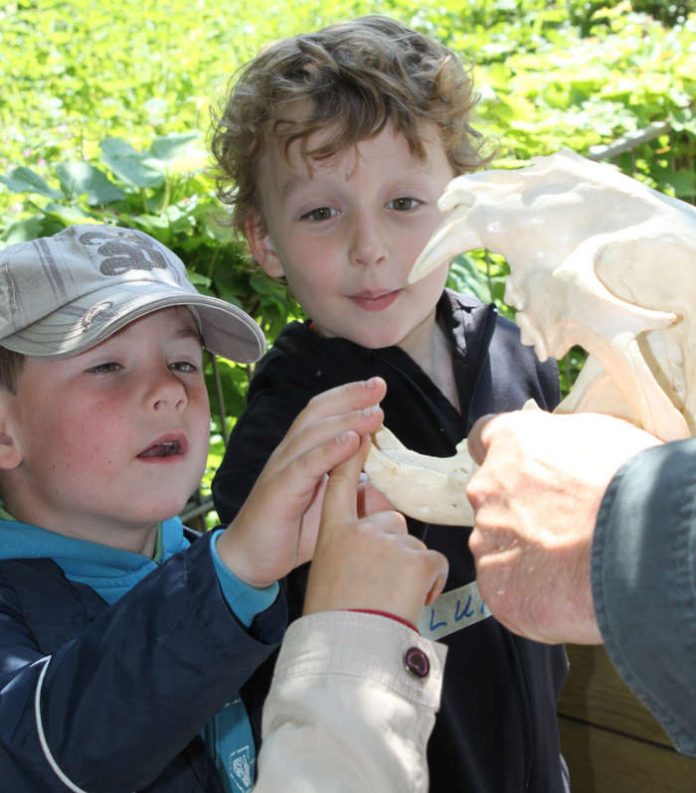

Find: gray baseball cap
<box><xmin>0</xmin><ymin>224</ymin><xmax>266</xmax><ymax>362</ymax></box>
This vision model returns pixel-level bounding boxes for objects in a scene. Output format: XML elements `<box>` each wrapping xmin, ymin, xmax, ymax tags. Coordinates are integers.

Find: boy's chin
<box><xmin>134</xmin><ymin>502</ymin><xmax>190</xmax><ymax>527</ymax></box>
<box><xmin>313</xmin><ymin>322</ymin><xmax>408</xmax><ymax>349</ymax></box>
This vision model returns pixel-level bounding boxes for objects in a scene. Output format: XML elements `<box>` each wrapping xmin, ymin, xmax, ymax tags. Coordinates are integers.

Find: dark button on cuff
<box><xmin>404</xmin><ymin>646</ymin><xmax>430</xmax><ymax>678</ymax></box>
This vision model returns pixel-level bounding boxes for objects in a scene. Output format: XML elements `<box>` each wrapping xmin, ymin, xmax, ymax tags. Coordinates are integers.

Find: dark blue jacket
<box><xmin>0</xmin><ymin>530</ymin><xmax>286</xmax><ymax>792</ymax></box>
<box><xmin>215</xmin><ymin>291</ymin><xmax>571</xmax><ymax>793</ymax></box>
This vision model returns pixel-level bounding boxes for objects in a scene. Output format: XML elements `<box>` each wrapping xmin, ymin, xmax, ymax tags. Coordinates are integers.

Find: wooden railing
<box><xmin>559</xmin><ymin>645</ymin><xmax>696</xmax><ymax>792</ymax></box>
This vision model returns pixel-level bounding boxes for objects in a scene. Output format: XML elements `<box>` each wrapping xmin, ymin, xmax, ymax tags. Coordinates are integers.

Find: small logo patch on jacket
<box><xmin>229</xmin><ymin>746</ymin><xmax>254</xmax><ymax>792</ymax></box>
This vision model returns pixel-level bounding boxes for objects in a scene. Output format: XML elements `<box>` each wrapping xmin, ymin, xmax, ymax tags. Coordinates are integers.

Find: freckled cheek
<box><xmin>51</xmin><ymin>412</ymin><xmax>127</xmax><ymax>473</ymax></box>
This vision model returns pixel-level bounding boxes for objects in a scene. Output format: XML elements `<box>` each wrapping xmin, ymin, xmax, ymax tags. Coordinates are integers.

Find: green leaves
<box><xmin>95</xmin><ymin>133</ymin><xmax>207</xmax><ymax>189</ymax></box>
<box><xmin>148</xmin><ymin>133</ymin><xmax>202</xmax><ymax>164</ymax></box>
<box><xmin>1</xmin><ymin>0</ymin><xmax>694</xmax><ymax>420</ymax></box>
<box><xmin>100</xmin><ymin>138</ymin><xmax>165</xmax><ymax>189</ymax></box>
<box><xmin>447</xmin><ymin>254</ymin><xmax>493</xmax><ymax>304</ymax></box>
<box><xmin>0</xmin><ymin>132</ymin><xmax>207</xmax><ymax>207</ymax></box>
<box><xmin>0</xmin><ymin>167</ymin><xmax>63</xmax><ymax>199</ymax></box>
<box><xmin>54</xmin><ymin>162</ymin><xmax>125</xmax><ymax>204</ymax></box>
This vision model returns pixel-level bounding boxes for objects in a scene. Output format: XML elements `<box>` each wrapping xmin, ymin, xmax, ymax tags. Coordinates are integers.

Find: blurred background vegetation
<box><xmin>1</xmin><ymin>0</ymin><xmax>694</xmax><ymax>517</ymax></box>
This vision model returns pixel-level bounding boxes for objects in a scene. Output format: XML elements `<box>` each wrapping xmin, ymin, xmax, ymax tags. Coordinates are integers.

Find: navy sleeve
<box><xmin>468</xmin><ymin>314</ymin><xmax>561</xmax><ymax>425</ymax></box>
<box><xmin>592</xmin><ymin>438</ymin><xmax>696</xmax><ymax>757</ymax></box>
<box><xmin>0</xmin><ymin>533</ymin><xmax>286</xmax><ymax>791</ymax></box>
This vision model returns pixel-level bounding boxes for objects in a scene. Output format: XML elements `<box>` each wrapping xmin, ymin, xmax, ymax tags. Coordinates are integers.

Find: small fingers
<box><xmin>424</xmin><ymin>551</ymin><xmax>449</xmax><ymax>606</ymax></box>
<box><xmin>320</xmin><ymin>435</ymin><xmax>372</xmax><ymax>529</ymax></box>
<box><xmin>265</xmin><ymin>379</ymin><xmax>386</xmax><ymax>480</ymax></box>
<box><xmin>277</xmin><ymin>403</ymin><xmax>383</xmax><ymax>471</ymax></box>
<box><xmin>293</xmin><ymin>378</ymin><xmax>387</xmax><ymax>435</ymax></box>
<box><xmin>361</xmin><ymin>508</ymin><xmax>409</xmax><ymax>537</ymax></box>
<box><xmin>393</xmin><ymin>543</ymin><xmax>449</xmax><ymax>622</ymax></box>
<box><xmin>357</xmin><ymin>480</ymin><xmax>395</xmax><ymax>518</ymax></box>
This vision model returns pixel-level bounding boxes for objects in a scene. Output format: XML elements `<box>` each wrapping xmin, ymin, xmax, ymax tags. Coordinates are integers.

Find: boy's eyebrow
<box><xmin>279</xmin><ymin>174</ymin><xmax>308</xmax><ymax>201</ymax></box>
<box><xmin>279</xmin><ymin>169</ymin><xmax>351</xmax><ymax>201</ymax></box>
<box><xmin>168</xmin><ymin>310</ymin><xmax>204</xmax><ymax>344</ymax></box>
<box><xmin>175</xmin><ymin>324</ymin><xmax>204</xmax><ymax>344</ymax></box>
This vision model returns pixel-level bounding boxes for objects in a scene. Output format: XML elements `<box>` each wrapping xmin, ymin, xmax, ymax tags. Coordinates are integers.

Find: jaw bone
<box><xmin>365</xmin><ymin>150</ymin><xmax>696</xmax><ymax>525</ymax></box>
<box><xmin>366</xmin><ymin>426</ymin><xmax>477</xmax><ymax>526</ymax></box>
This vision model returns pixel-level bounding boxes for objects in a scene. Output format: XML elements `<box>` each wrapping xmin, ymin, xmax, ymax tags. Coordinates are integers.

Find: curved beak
<box><xmin>408</xmin><ymin>177</ymin><xmax>481</xmax><ymax>284</ymax></box>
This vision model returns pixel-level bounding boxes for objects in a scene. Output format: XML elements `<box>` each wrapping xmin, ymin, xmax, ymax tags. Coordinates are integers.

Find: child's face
<box><xmin>2</xmin><ymin>307</ymin><xmax>210</xmax><ymax>552</ymax></box>
<box><xmin>247</xmin><ymin>122</ymin><xmax>456</xmax><ymax>352</ymax></box>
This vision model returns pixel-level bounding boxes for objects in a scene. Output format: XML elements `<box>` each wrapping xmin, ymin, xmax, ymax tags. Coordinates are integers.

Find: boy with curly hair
<box><xmin>211</xmin><ymin>15</ymin><xmax>569</xmax><ymax>792</ymax></box>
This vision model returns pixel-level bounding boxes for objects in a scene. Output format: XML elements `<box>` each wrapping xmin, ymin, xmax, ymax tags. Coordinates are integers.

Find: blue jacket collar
<box><xmin>0</xmin><ymin>515</ymin><xmax>189</xmax><ymax>604</ymax></box>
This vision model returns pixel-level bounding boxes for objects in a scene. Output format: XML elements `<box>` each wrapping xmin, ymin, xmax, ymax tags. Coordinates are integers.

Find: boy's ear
<box><xmin>0</xmin><ymin>393</ymin><xmax>22</xmax><ymax>471</ymax></box>
<box><xmin>244</xmin><ymin>213</ymin><xmax>285</xmax><ymax>278</ymax></box>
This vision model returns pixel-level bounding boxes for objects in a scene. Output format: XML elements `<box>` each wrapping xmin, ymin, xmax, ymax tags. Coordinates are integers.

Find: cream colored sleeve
<box><xmin>254</xmin><ymin>611</ymin><xmax>447</xmax><ymax>793</ymax></box>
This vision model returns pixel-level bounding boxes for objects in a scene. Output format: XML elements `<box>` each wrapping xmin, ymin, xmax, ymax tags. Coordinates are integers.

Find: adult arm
<box><xmin>593</xmin><ymin>437</ymin><xmax>696</xmax><ymax>756</ymax></box>
<box><xmin>466</xmin><ymin>411</ymin><xmax>696</xmax><ymax>756</ymax></box>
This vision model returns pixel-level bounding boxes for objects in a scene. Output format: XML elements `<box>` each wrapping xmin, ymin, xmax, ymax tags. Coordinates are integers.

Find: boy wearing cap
<box><xmin>0</xmin><ymin>223</ymin><xmax>447</xmax><ymax>792</ymax></box>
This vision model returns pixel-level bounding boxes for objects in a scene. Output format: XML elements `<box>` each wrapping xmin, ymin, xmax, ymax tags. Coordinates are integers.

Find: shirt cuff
<box><xmin>348</xmin><ymin>608</ymin><xmax>420</xmax><ymax>633</ymax></box>
<box><xmin>210</xmin><ymin>529</ymin><xmax>279</xmax><ymax>627</ymax></box>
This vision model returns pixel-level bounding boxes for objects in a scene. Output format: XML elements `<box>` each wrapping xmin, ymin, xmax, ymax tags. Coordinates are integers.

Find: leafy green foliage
<box><xmin>3</xmin><ymin>0</ymin><xmax>693</xmax><ymax>204</ymax></box>
<box><xmin>1</xmin><ymin>1</ymin><xmax>694</xmax><ymax>521</ymax></box>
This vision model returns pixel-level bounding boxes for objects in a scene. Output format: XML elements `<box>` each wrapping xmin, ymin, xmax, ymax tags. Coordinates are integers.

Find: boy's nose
<box><xmin>349</xmin><ymin>214</ymin><xmax>387</xmax><ymax>267</ymax></box>
<box><xmin>147</xmin><ymin>369</ymin><xmax>188</xmax><ymax>411</ymax></box>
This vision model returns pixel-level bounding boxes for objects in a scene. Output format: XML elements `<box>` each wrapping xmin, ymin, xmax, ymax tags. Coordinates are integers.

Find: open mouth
<box><xmin>138</xmin><ymin>436</ymin><xmax>187</xmax><ymax>460</ymax></box>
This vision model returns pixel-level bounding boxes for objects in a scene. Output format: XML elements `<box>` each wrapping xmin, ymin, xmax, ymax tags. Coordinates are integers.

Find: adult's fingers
<box><xmin>466</xmin><ymin>413</ymin><xmax>496</xmax><ymax>464</ymax></box>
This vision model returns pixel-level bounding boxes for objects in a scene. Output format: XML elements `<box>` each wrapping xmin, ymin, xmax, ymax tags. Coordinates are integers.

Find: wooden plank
<box><xmin>559</xmin><ymin>718</ymin><xmax>696</xmax><ymax>793</ymax></box>
<box><xmin>558</xmin><ymin>645</ymin><xmax>672</xmax><ymax>746</ymax></box>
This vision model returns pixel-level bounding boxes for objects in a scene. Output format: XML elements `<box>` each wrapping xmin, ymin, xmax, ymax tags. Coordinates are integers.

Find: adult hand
<box><xmin>304</xmin><ymin>435</ymin><xmax>448</xmax><ymax>626</ymax></box>
<box><xmin>466</xmin><ymin>410</ymin><xmax>660</xmax><ymax>644</ymax></box>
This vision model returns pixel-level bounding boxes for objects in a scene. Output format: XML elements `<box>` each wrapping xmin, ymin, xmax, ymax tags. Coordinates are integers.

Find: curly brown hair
<box><xmin>0</xmin><ymin>347</ymin><xmax>24</xmax><ymax>394</ymax></box>
<box><xmin>210</xmin><ymin>15</ymin><xmax>489</xmax><ymax>233</ymax></box>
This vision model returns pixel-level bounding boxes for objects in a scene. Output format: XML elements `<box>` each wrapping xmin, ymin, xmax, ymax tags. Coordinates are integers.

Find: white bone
<box><xmin>365</xmin><ymin>150</ymin><xmax>696</xmax><ymax>524</ymax></box>
<box><xmin>366</xmin><ymin>426</ymin><xmax>476</xmax><ymax>526</ymax></box>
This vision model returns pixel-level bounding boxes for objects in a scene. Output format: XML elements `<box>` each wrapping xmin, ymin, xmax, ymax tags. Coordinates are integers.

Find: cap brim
<box><xmin>1</xmin><ymin>281</ymin><xmax>266</xmax><ymax>363</ymax></box>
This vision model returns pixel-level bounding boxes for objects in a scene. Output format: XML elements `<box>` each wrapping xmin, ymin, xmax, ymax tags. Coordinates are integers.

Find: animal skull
<box><xmin>365</xmin><ymin>150</ymin><xmax>696</xmax><ymax>524</ymax></box>
<box><xmin>367</xmin><ymin>425</ymin><xmax>477</xmax><ymax>525</ymax></box>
